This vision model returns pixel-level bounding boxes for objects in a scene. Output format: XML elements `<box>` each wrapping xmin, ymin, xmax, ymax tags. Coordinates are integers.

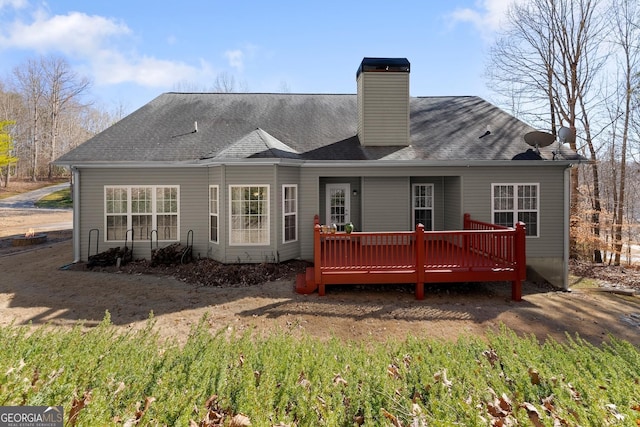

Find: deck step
<box><xmin>295</xmin><ymin>267</ymin><xmax>318</xmax><ymax>294</ymax></box>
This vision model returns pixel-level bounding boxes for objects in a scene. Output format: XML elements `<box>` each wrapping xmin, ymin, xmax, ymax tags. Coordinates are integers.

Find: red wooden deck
<box><xmin>296</xmin><ymin>214</ymin><xmax>526</xmax><ymax>301</ymax></box>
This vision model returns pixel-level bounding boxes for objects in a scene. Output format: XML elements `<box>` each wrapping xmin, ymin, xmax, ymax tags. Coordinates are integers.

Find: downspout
<box><xmin>563</xmin><ymin>165</ymin><xmax>571</xmax><ymax>290</ymax></box>
<box><xmin>71</xmin><ymin>166</ymin><xmax>81</xmax><ymax>263</ymax></box>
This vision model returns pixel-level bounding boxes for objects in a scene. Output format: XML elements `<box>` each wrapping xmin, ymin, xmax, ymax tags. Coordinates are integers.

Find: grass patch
<box><xmin>34</xmin><ymin>187</ymin><xmax>72</xmax><ymax>208</ymax></box>
<box><xmin>1</xmin><ymin>316</ymin><xmax>639</xmax><ymax>426</ymax></box>
<box><xmin>569</xmin><ymin>274</ymin><xmax>601</xmax><ymax>289</ymax></box>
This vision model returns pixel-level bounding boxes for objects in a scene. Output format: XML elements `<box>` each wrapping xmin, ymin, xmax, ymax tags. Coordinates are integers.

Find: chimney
<box><xmin>357</xmin><ymin>57</ymin><xmax>410</xmax><ymax>146</ymax></box>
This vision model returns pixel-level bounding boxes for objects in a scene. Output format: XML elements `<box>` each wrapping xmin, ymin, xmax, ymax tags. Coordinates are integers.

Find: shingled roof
<box><xmin>55</xmin><ymin>92</ymin><xmax>580</xmax><ymax>164</ymax></box>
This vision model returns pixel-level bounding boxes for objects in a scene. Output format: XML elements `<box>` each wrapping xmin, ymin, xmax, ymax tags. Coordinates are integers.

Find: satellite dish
<box><xmin>558</xmin><ymin>126</ymin><xmax>576</xmax><ymax>144</ymax></box>
<box><xmin>524</xmin><ymin>131</ymin><xmax>555</xmax><ymax>148</ymax></box>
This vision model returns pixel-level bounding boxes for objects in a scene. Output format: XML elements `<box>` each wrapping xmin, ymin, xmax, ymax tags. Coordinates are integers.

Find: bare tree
<box><xmin>486</xmin><ymin>0</ymin><xmax>608</xmax><ymax>260</ymax></box>
<box><xmin>609</xmin><ymin>0</ymin><xmax>640</xmax><ymax>265</ymax></box>
<box><xmin>42</xmin><ymin>55</ymin><xmax>91</xmax><ymax>179</ymax></box>
<box><xmin>13</xmin><ymin>58</ymin><xmax>45</xmax><ymax>181</ymax></box>
<box><xmin>212</xmin><ymin>71</ymin><xmax>248</xmax><ymax>93</ymax></box>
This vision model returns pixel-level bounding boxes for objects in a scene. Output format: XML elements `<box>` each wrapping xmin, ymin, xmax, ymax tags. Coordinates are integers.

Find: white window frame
<box><xmin>412</xmin><ymin>183</ymin><xmax>434</xmax><ymax>231</ymax></box>
<box><xmin>209</xmin><ymin>185</ymin><xmax>219</xmax><ymax>243</ymax></box>
<box><xmin>104</xmin><ymin>185</ymin><xmax>180</xmax><ymax>242</ymax></box>
<box><xmin>282</xmin><ymin>184</ymin><xmax>298</xmax><ymax>243</ymax></box>
<box><xmin>491</xmin><ymin>183</ymin><xmax>539</xmax><ymax>237</ymax></box>
<box><xmin>229</xmin><ymin>185</ymin><xmax>270</xmax><ymax>246</ymax></box>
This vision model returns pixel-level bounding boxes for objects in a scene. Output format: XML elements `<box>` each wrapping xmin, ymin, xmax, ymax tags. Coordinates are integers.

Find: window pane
<box><xmin>210</xmin><ymin>216</ymin><xmax>218</xmax><ymax>242</ymax></box>
<box><xmin>285</xmin><ymin>215</ymin><xmax>296</xmax><ymax>241</ymax></box>
<box><xmin>494</xmin><ymin>212</ymin><xmax>514</xmax><ymax>228</ymax></box>
<box><xmin>518</xmin><ymin>212</ymin><xmax>538</xmax><ymax>236</ymax></box>
<box><xmin>414</xmin><ymin>209</ymin><xmax>433</xmax><ymax>231</ymax></box>
<box><xmin>210</xmin><ymin>187</ymin><xmax>218</xmax><ymax>214</ymax></box>
<box><xmin>156</xmin><ymin>187</ymin><xmax>178</xmax><ymax>213</ymax></box>
<box><xmin>132</xmin><ymin>215</ymin><xmax>152</xmax><ymax>240</ymax></box>
<box><xmin>157</xmin><ymin>215</ymin><xmax>177</xmax><ymax>240</ymax></box>
<box><xmin>106</xmin><ymin>188</ymin><xmax>127</xmax><ymax>214</ymax></box>
<box><xmin>131</xmin><ymin>187</ymin><xmax>151</xmax><ymax>213</ymax></box>
<box><xmin>106</xmin><ymin>215</ymin><xmax>127</xmax><ymax>240</ymax></box>
<box><xmin>493</xmin><ymin>185</ymin><xmax>514</xmax><ymax>210</ymax></box>
<box><xmin>518</xmin><ymin>185</ymin><xmax>537</xmax><ymax>210</ymax></box>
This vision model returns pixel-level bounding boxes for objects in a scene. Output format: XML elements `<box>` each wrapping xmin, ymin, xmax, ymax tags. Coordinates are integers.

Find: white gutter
<box><xmin>71</xmin><ymin>166</ymin><xmax>81</xmax><ymax>263</ymax></box>
<box><xmin>563</xmin><ymin>165</ymin><xmax>571</xmax><ymax>290</ymax></box>
<box><xmin>55</xmin><ymin>158</ymin><xmax>581</xmax><ymax>169</ymax></box>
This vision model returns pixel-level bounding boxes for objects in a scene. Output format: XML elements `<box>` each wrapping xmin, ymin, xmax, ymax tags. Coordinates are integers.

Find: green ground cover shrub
<box><xmin>0</xmin><ymin>316</ymin><xmax>638</xmax><ymax>426</ymax></box>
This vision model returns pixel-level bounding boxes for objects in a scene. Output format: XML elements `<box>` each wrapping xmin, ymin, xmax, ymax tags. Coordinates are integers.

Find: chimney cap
<box><xmin>357</xmin><ymin>57</ymin><xmax>410</xmax><ymax>78</ymax></box>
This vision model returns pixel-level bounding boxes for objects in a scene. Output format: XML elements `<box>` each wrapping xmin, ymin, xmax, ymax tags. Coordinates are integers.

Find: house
<box><xmin>54</xmin><ymin>57</ymin><xmax>582</xmax><ymax>290</ymax></box>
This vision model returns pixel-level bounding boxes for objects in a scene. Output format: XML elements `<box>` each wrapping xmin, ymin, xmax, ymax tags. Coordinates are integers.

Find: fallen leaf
<box><xmin>499</xmin><ymin>393</ymin><xmax>512</xmax><ymax>412</ymax></box>
<box><xmin>528</xmin><ymin>368</ymin><xmax>540</xmax><ymax>385</ymax></box>
<box><xmin>567</xmin><ymin>383</ymin><xmax>581</xmax><ymax>402</ymax></box>
<box><xmin>381</xmin><ymin>408</ymin><xmax>402</xmax><ymax>427</ymax></box>
<box><xmin>333</xmin><ymin>373</ymin><xmax>348</xmax><ymax>386</ymax></box>
<box><xmin>434</xmin><ymin>369</ymin><xmax>453</xmax><ymax>387</ymax></box>
<box><xmin>606</xmin><ymin>403</ymin><xmax>626</xmax><ymax>421</ymax></box>
<box><xmin>68</xmin><ymin>390</ymin><xmax>92</xmax><ymax>427</ymax></box>
<box><xmin>487</xmin><ymin>402</ymin><xmax>508</xmax><ymax>418</ymax></box>
<box><xmin>134</xmin><ymin>396</ymin><xmax>156</xmax><ymax>421</ymax></box>
<box><xmin>483</xmin><ymin>349</ymin><xmax>499</xmax><ymax>368</ymax></box>
<box><xmin>230</xmin><ymin>413</ymin><xmax>251</xmax><ymax>426</ymax></box>
<box><xmin>542</xmin><ymin>395</ymin><xmax>555</xmax><ymax>413</ymax></box>
<box><xmin>114</xmin><ymin>381</ymin><xmax>126</xmax><ymax>397</ymax></box>
<box><xmin>388</xmin><ymin>364</ymin><xmax>401</xmax><ymax>379</ymax></box>
<box><xmin>521</xmin><ymin>402</ymin><xmax>544</xmax><ymax>427</ymax></box>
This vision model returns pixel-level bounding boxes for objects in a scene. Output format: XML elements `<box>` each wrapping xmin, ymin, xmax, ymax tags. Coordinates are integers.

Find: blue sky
<box><xmin>0</xmin><ymin>0</ymin><xmax>516</xmax><ymax>113</ymax></box>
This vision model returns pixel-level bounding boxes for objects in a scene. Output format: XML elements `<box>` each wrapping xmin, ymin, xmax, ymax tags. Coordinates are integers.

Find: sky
<box><xmin>0</xmin><ymin>0</ymin><xmax>517</xmax><ymax>114</ymax></box>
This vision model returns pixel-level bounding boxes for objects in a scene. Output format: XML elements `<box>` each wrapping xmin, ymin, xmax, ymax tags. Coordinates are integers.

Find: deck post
<box><xmin>313</xmin><ymin>215</ymin><xmax>324</xmax><ymax>295</ymax></box>
<box><xmin>512</xmin><ymin>221</ymin><xmax>527</xmax><ymax>301</ymax></box>
<box><xmin>415</xmin><ymin>223</ymin><xmax>425</xmax><ymax>300</ymax></box>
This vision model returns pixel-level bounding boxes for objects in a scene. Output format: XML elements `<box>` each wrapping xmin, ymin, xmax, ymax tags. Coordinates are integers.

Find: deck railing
<box><xmin>311</xmin><ymin>214</ymin><xmax>526</xmax><ymax>300</ymax></box>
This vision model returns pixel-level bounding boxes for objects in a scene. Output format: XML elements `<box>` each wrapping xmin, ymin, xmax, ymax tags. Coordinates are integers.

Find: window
<box><xmin>105</xmin><ymin>186</ymin><xmax>179</xmax><ymax>241</ymax></box>
<box><xmin>492</xmin><ymin>183</ymin><xmax>538</xmax><ymax>237</ymax></box>
<box><xmin>282</xmin><ymin>184</ymin><xmax>297</xmax><ymax>243</ymax></box>
<box><xmin>229</xmin><ymin>185</ymin><xmax>269</xmax><ymax>245</ymax></box>
<box><xmin>412</xmin><ymin>183</ymin><xmax>434</xmax><ymax>231</ymax></box>
<box><xmin>209</xmin><ymin>186</ymin><xmax>219</xmax><ymax>243</ymax></box>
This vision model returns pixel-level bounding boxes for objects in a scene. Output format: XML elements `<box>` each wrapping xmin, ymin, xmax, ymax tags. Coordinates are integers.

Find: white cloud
<box><xmin>225</xmin><ymin>49</ymin><xmax>244</xmax><ymax>72</ymax></box>
<box><xmin>0</xmin><ymin>10</ymin><xmax>131</xmax><ymax>55</ymax></box>
<box><xmin>0</xmin><ymin>6</ymin><xmax>215</xmax><ymax>89</ymax></box>
<box><xmin>449</xmin><ymin>0</ymin><xmax>519</xmax><ymax>37</ymax></box>
<box><xmin>93</xmin><ymin>50</ymin><xmax>211</xmax><ymax>87</ymax></box>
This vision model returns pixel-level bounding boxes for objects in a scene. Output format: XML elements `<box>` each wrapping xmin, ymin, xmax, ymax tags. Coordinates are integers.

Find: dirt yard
<box><xmin>1</xmin><ymin>208</ymin><xmax>640</xmax><ymax>347</ymax></box>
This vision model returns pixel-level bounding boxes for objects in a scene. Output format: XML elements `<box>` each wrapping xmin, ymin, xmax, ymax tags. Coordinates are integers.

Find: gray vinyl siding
<box><xmin>362</xmin><ymin>177</ymin><xmax>410</xmax><ymax>231</ymax></box>
<box><xmin>357</xmin><ymin>72</ymin><xmax>410</xmax><ymax>146</ymax></box>
<box><xmin>443</xmin><ymin>176</ymin><xmax>462</xmax><ymax>229</ymax></box>
<box><xmin>77</xmin><ymin>167</ymin><xmax>209</xmax><ymax>262</ymax></box>
<box><xmin>298</xmin><ymin>169</ymin><xmax>320</xmax><ymax>262</ymax></box>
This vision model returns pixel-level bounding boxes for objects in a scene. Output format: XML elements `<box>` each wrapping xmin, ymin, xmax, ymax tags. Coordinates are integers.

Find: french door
<box><xmin>326</xmin><ymin>183</ymin><xmax>350</xmax><ymax>231</ymax></box>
